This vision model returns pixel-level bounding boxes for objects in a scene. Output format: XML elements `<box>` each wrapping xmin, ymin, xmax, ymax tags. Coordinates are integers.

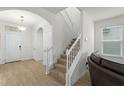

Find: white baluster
<box><xmin>66</xmin><ymin>49</ymin><xmax>69</xmax><ymax>85</ymax></box>
<box><xmin>65</xmin><ymin>34</ymin><xmax>81</xmax><ymax>86</ymax></box>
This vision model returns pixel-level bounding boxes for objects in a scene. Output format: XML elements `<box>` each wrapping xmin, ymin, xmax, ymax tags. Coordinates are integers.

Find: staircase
<box><xmin>48</xmin><ymin>8</ymin><xmax>81</xmax><ymax>85</ymax></box>
<box><xmin>49</xmin><ymin>36</ymin><xmax>81</xmax><ymax>85</ymax></box>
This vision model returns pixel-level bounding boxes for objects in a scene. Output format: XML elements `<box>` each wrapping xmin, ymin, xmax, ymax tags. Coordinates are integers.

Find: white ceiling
<box><xmin>43</xmin><ymin>7</ymin><xmax>66</xmax><ymax>14</ymax></box>
<box><xmin>0</xmin><ymin>10</ymin><xmax>42</xmax><ymax>27</ymax></box>
<box><xmin>0</xmin><ymin>8</ymin><xmax>66</xmax><ymax>27</ymax></box>
<box><xmin>1</xmin><ymin>8</ymin><xmax>124</xmax><ymax>27</ymax></box>
<box><xmin>79</xmin><ymin>7</ymin><xmax>124</xmax><ymax>21</ymax></box>
<box><xmin>44</xmin><ymin>7</ymin><xmax>124</xmax><ymax>21</ymax></box>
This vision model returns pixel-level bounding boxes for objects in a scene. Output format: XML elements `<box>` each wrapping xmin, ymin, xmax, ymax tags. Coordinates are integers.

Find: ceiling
<box><xmin>0</xmin><ymin>10</ymin><xmax>42</xmax><ymax>27</ymax></box>
<box><xmin>79</xmin><ymin>7</ymin><xmax>124</xmax><ymax>21</ymax></box>
<box><xmin>0</xmin><ymin>8</ymin><xmax>66</xmax><ymax>27</ymax></box>
<box><xmin>43</xmin><ymin>7</ymin><xmax>124</xmax><ymax>21</ymax></box>
<box><xmin>43</xmin><ymin>7</ymin><xmax>66</xmax><ymax>14</ymax></box>
<box><xmin>1</xmin><ymin>8</ymin><xmax>124</xmax><ymax>27</ymax></box>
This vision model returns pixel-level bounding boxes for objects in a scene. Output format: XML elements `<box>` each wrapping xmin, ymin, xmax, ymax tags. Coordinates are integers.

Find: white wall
<box><xmin>61</xmin><ymin>8</ymin><xmax>81</xmax><ymax>38</ymax></box>
<box><xmin>71</xmin><ymin>10</ymin><xmax>94</xmax><ymax>85</ymax></box>
<box><xmin>0</xmin><ymin>23</ymin><xmax>6</xmax><ymax>64</ymax></box>
<box><xmin>52</xmin><ymin>12</ymin><xmax>74</xmax><ymax>63</ymax></box>
<box><xmin>65</xmin><ymin>7</ymin><xmax>81</xmax><ymax>37</ymax></box>
<box><xmin>33</xmin><ymin>28</ymin><xmax>43</xmax><ymax>61</ymax></box>
<box><xmin>81</xmin><ymin>11</ymin><xmax>94</xmax><ymax>56</ymax></box>
<box><xmin>0</xmin><ymin>21</ymin><xmax>33</xmax><ymax>64</ymax></box>
<box><xmin>95</xmin><ymin>15</ymin><xmax>124</xmax><ymax>56</ymax></box>
<box><xmin>36</xmin><ymin>29</ymin><xmax>43</xmax><ymax>60</ymax></box>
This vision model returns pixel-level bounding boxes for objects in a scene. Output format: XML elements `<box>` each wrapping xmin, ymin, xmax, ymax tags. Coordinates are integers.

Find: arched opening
<box><xmin>0</xmin><ymin>9</ymin><xmax>53</xmax><ymax>67</ymax></box>
<box><xmin>34</xmin><ymin>27</ymin><xmax>43</xmax><ymax>62</ymax></box>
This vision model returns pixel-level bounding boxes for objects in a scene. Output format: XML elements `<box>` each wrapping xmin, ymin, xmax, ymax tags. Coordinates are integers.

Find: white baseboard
<box><xmin>0</xmin><ymin>60</ymin><xmax>5</xmax><ymax>64</ymax></box>
<box><xmin>0</xmin><ymin>58</ymin><xmax>6</xmax><ymax>64</ymax></box>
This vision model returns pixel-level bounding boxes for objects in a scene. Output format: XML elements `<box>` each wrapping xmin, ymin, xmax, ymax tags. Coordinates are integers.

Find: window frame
<box><xmin>101</xmin><ymin>25</ymin><xmax>123</xmax><ymax>57</ymax></box>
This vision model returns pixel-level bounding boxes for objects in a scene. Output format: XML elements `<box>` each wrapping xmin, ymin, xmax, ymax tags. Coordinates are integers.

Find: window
<box><xmin>101</xmin><ymin>25</ymin><xmax>123</xmax><ymax>56</ymax></box>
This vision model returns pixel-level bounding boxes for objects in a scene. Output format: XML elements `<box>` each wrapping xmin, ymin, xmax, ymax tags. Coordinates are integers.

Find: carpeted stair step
<box><xmin>55</xmin><ymin>63</ymin><xmax>66</xmax><ymax>73</ymax></box>
<box><xmin>63</xmin><ymin>50</ymin><xmax>66</xmax><ymax>54</ymax></box>
<box><xmin>66</xmin><ymin>47</ymin><xmax>70</xmax><ymax>50</ymax></box>
<box><xmin>50</xmin><ymin>69</ymin><xmax>65</xmax><ymax>84</ymax></box>
<box><xmin>71</xmin><ymin>40</ymin><xmax>75</xmax><ymax>44</ymax></box>
<box><xmin>73</xmin><ymin>38</ymin><xmax>76</xmax><ymax>41</ymax></box>
<box><xmin>68</xmin><ymin>44</ymin><xmax>72</xmax><ymax>47</ymax></box>
<box><xmin>61</xmin><ymin>54</ymin><xmax>66</xmax><ymax>59</ymax></box>
<box><xmin>50</xmin><ymin>37</ymin><xmax>79</xmax><ymax>85</ymax></box>
<box><xmin>58</xmin><ymin>58</ymin><xmax>66</xmax><ymax>66</ymax></box>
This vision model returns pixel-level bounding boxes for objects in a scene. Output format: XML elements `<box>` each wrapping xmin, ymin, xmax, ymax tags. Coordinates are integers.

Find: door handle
<box><xmin>19</xmin><ymin>45</ymin><xmax>21</xmax><ymax>49</ymax></box>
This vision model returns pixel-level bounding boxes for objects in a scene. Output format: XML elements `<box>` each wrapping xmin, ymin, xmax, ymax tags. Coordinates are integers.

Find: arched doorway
<box><xmin>0</xmin><ymin>9</ymin><xmax>53</xmax><ymax>69</ymax></box>
<box><xmin>34</xmin><ymin>28</ymin><xmax>43</xmax><ymax>62</ymax></box>
<box><xmin>33</xmin><ymin>26</ymin><xmax>53</xmax><ymax>67</ymax></box>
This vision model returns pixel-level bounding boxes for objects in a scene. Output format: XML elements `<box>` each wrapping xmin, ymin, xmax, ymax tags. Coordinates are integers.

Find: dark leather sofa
<box><xmin>87</xmin><ymin>53</ymin><xmax>124</xmax><ymax>86</ymax></box>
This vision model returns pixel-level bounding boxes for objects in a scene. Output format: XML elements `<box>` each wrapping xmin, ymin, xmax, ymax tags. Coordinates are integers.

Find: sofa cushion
<box><xmin>101</xmin><ymin>59</ymin><xmax>124</xmax><ymax>76</ymax></box>
<box><xmin>90</xmin><ymin>53</ymin><xmax>101</xmax><ymax>64</ymax></box>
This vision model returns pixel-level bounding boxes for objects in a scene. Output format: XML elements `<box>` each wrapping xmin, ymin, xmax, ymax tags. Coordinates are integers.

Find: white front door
<box><xmin>43</xmin><ymin>31</ymin><xmax>53</xmax><ymax>67</ymax></box>
<box><xmin>5</xmin><ymin>31</ymin><xmax>22</xmax><ymax>63</ymax></box>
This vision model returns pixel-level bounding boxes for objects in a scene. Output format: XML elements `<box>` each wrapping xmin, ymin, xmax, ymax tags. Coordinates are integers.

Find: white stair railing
<box><xmin>66</xmin><ymin>34</ymin><xmax>81</xmax><ymax>85</ymax></box>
